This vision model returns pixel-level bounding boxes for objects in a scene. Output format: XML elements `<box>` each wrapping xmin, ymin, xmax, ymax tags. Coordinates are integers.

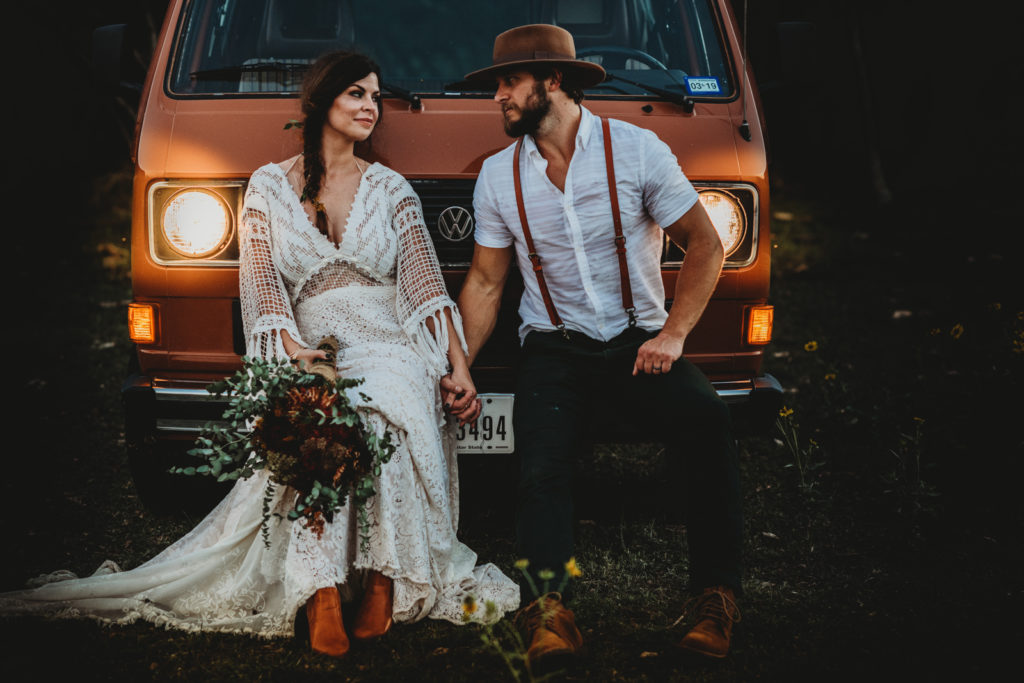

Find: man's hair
<box><xmin>525</xmin><ymin>65</ymin><xmax>585</xmax><ymax>104</ymax></box>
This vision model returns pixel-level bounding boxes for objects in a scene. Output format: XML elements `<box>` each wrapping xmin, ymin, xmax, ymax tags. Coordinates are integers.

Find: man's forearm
<box><xmin>662</xmin><ymin>234</ymin><xmax>724</xmax><ymax>340</ymax></box>
<box><xmin>458</xmin><ymin>279</ymin><xmax>503</xmax><ymax>366</ymax></box>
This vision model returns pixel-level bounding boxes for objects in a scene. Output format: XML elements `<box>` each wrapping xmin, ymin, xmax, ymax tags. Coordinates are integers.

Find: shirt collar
<box><xmin>524</xmin><ymin>105</ymin><xmax>596</xmax><ymax>157</ymax></box>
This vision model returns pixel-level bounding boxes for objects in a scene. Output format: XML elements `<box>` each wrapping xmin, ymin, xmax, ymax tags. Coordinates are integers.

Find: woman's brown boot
<box><xmin>306</xmin><ymin>587</ymin><xmax>349</xmax><ymax>657</ymax></box>
<box><xmin>351</xmin><ymin>570</ymin><xmax>393</xmax><ymax>640</ymax></box>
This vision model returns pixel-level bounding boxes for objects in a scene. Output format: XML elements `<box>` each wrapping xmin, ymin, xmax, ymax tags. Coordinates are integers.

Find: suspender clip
<box><xmin>557</xmin><ymin>324</ymin><xmax>571</xmax><ymax>341</ymax></box>
<box><xmin>626</xmin><ymin>307</ymin><xmax>638</xmax><ymax>328</ymax></box>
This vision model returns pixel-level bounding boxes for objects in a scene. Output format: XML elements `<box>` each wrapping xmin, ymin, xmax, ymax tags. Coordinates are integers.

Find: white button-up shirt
<box><xmin>473</xmin><ymin>106</ymin><xmax>699</xmax><ymax>343</ymax></box>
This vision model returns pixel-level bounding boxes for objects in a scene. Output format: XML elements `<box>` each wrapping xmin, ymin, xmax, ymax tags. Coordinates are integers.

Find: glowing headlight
<box><xmin>698</xmin><ymin>190</ymin><xmax>746</xmax><ymax>257</ymax></box>
<box><xmin>160</xmin><ymin>189</ymin><xmax>233</xmax><ymax>258</ymax></box>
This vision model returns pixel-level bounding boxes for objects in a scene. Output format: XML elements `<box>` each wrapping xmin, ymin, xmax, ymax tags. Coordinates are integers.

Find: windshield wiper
<box><xmin>190</xmin><ymin>65</ymin><xmax>422</xmax><ymax>110</ymax></box>
<box><xmin>603</xmin><ymin>73</ymin><xmax>694</xmax><ymax>113</ymax></box>
<box><xmin>191</xmin><ymin>61</ymin><xmax>310</xmax><ymax>81</ymax></box>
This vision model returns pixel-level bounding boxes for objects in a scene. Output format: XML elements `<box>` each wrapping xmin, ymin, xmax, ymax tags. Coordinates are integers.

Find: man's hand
<box><xmin>633</xmin><ymin>332</ymin><xmax>685</xmax><ymax>376</ymax></box>
<box><xmin>440</xmin><ymin>367</ymin><xmax>482</xmax><ymax>426</ymax></box>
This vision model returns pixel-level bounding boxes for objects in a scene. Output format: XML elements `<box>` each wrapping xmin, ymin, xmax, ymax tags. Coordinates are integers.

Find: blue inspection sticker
<box><xmin>685</xmin><ymin>77</ymin><xmax>721</xmax><ymax>95</ymax></box>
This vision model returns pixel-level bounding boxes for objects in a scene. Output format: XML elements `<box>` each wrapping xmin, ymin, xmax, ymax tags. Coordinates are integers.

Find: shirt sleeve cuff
<box><xmin>656</xmin><ymin>192</ymin><xmax>700</xmax><ymax>231</ymax></box>
<box><xmin>474</xmin><ymin>232</ymin><xmax>514</xmax><ymax>248</ymax></box>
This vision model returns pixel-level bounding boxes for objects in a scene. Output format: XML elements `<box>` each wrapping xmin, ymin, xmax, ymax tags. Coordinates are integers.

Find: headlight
<box><xmin>161</xmin><ymin>189</ymin><xmax>233</xmax><ymax>258</ymax></box>
<box><xmin>148</xmin><ymin>181</ymin><xmax>244</xmax><ymax>265</ymax></box>
<box><xmin>698</xmin><ymin>190</ymin><xmax>746</xmax><ymax>257</ymax></box>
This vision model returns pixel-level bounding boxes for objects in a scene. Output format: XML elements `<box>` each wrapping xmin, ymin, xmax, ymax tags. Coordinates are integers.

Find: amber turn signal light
<box><xmin>128</xmin><ymin>303</ymin><xmax>158</xmax><ymax>344</ymax></box>
<box><xmin>747</xmin><ymin>305</ymin><xmax>773</xmax><ymax>345</ymax></box>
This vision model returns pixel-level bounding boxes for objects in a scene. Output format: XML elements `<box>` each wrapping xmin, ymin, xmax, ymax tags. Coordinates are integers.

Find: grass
<box><xmin>2</xmin><ymin>171</ymin><xmax>1021</xmax><ymax>680</ymax></box>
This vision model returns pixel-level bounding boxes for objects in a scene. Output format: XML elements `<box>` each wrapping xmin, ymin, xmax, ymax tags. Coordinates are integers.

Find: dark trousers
<box><xmin>513</xmin><ymin>327</ymin><xmax>743</xmax><ymax>603</ymax></box>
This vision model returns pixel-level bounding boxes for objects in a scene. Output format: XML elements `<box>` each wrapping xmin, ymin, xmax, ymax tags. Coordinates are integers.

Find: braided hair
<box><xmin>299</xmin><ymin>51</ymin><xmax>382</xmax><ymax>234</ymax></box>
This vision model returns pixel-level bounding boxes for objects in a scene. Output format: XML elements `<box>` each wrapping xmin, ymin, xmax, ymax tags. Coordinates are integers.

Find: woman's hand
<box><xmin>289</xmin><ymin>346</ymin><xmax>328</xmax><ymax>370</ymax></box>
<box><xmin>440</xmin><ymin>366</ymin><xmax>482</xmax><ymax>426</ymax></box>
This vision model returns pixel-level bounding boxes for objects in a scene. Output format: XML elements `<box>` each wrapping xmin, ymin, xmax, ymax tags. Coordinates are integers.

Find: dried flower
<box><xmin>564</xmin><ymin>557</ymin><xmax>582</xmax><ymax>579</ymax></box>
<box><xmin>462</xmin><ymin>595</ymin><xmax>477</xmax><ymax>615</ymax></box>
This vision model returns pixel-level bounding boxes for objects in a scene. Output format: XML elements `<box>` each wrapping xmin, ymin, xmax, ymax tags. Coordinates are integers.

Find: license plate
<box><xmin>455</xmin><ymin>394</ymin><xmax>514</xmax><ymax>454</ymax></box>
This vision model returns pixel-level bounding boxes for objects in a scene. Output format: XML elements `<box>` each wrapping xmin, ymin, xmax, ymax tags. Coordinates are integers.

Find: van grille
<box><xmin>408</xmin><ymin>178</ymin><xmax>478</xmax><ymax>267</ymax></box>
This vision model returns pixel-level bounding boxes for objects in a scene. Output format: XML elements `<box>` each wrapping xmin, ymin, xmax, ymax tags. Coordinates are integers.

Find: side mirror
<box><xmin>93</xmin><ymin>24</ymin><xmax>141</xmax><ymax>94</ymax></box>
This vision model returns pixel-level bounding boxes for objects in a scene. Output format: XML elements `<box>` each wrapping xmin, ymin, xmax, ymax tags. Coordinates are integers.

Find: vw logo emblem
<box><xmin>437</xmin><ymin>206</ymin><xmax>474</xmax><ymax>242</ymax></box>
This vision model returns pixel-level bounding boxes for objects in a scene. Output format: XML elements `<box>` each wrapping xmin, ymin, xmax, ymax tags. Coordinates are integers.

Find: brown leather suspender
<box><xmin>513</xmin><ymin>137</ymin><xmax>566</xmax><ymax>335</ymax></box>
<box><xmin>601</xmin><ymin>116</ymin><xmax>637</xmax><ymax>327</ymax></box>
<box><xmin>512</xmin><ymin>117</ymin><xmax>637</xmax><ymax>339</ymax></box>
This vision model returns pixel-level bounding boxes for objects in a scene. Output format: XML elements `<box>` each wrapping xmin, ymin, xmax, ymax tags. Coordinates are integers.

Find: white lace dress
<box><xmin>0</xmin><ymin>162</ymin><xmax>519</xmax><ymax>635</ymax></box>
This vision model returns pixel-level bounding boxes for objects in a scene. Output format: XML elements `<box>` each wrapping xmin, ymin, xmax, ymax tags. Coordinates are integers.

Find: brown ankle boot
<box><xmin>514</xmin><ymin>592</ymin><xmax>583</xmax><ymax>675</ymax></box>
<box><xmin>676</xmin><ymin>585</ymin><xmax>741</xmax><ymax>659</ymax></box>
<box><xmin>306</xmin><ymin>587</ymin><xmax>349</xmax><ymax>657</ymax></box>
<box><xmin>351</xmin><ymin>570</ymin><xmax>393</xmax><ymax>641</ymax></box>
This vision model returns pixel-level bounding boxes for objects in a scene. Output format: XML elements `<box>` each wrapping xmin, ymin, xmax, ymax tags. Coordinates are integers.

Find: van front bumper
<box><xmin>122</xmin><ymin>372</ymin><xmax>784</xmax><ymax>441</ymax></box>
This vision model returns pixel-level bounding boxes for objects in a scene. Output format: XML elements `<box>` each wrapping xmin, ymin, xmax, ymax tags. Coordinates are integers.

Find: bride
<box><xmin>0</xmin><ymin>51</ymin><xmax>519</xmax><ymax>656</ymax></box>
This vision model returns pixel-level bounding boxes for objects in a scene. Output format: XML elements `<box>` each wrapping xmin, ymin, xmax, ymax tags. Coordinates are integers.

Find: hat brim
<box><xmin>463</xmin><ymin>59</ymin><xmax>607</xmax><ymax>90</ymax></box>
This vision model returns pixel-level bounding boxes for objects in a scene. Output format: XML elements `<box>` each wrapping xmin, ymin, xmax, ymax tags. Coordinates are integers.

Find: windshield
<box><xmin>168</xmin><ymin>0</ymin><xmax>734</xmax><ymax>99</ymax></box>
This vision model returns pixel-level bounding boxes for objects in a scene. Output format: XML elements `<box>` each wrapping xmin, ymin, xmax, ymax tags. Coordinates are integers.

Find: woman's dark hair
<box><xmin>299</xmin><ymin>51</ymin><xmax>382</xmax><ymax>232</ymax></box>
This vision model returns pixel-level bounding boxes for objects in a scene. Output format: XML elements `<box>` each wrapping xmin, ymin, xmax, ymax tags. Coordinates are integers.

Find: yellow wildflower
<box><xmin>929</xmin><ymin>328</ymin><xmax>941</xmax><ymax>336</ymax></box>
<box><xmin>779</xmin><ymin>406</ymin><xmax>794</xmax><ymax>418</ymax></box>
<box><xmin>950</xmin><ymin>323</ymin><xmax>964</xmax><ymax>339</ymax></box>
<box><xmin>824</xmin><ymin>373</ymin><xmax>836</xmax><ymax>381</ymax></box>
<box><xmin>912</xmin><ymin>417</ymin><xmax>925</xmax><ymax>423</ymax></box>
<box><xmin>991</xmin><ymin>302</ymin><xmax>1002</xmax><ymax>311</ymax></box>
<box><xmin>513</xmin><ymin>558</ymin><xmax>530</xmax><ymax>570</ymax></box>
<box><xmin>538</xmin><ymin>569</ymin><xmax>556</xmax><ymax>581</ymax></box>
<box><xmin>461</xmin><ymin>595</ymin><xmax>477</xmax><ymax>615</ymax></box>
<box><xmin>804</xmin><ymin>341</ymin><xmax>819</xmax><ymax>352</ymax></box>
<box><xmin>564</xmin><ymin>557</ymin><xmax>583</xmax><ymax>579</ymax></box>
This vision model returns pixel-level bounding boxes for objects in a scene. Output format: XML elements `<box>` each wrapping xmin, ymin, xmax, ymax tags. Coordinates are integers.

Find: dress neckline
<box><xmin>268</xmin><ymin>159</ymin><xmax>379</xmax><ymax>251</ymax></box>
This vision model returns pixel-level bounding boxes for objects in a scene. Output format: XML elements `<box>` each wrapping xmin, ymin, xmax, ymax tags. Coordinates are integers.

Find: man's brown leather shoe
<box><xmin>676</xmin><ymin>585</ymin><xmax>741</xmax><ymax>659</ymax></box>
<box><xmin>514</xmin><ymin>592</ymin><xmax>583</xmax><ymax>674</ymax></box>
<box><xmin>306</xmin><ymin>586</ymin><xmax>349</xmax><ymax>657</ymax></box>
<box><xmin>351</xmin><ymin>570</ymin><xmax>394</xmax><ymax>640</ymax></box>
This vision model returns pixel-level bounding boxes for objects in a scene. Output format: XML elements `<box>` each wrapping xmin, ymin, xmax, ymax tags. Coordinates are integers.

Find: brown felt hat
<box><xmin>464</xmin><ymin>24</ymin><xmax>606</xmax><ymax>88</ymax></box>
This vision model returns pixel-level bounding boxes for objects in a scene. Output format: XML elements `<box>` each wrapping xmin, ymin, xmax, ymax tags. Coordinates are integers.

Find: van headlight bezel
<box><xmin>148</xmin><ymin>180</ymin><xmax>246</xmax><ymax>265</ymax></box>
<box><xmin>662</xmin><ymin>183</ymin><xmax>758</xmax><ymax>268</ymax></box>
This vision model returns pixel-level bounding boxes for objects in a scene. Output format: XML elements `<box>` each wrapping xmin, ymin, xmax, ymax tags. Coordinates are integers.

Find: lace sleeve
<box><xmin>238</xmin><ymin>180</ymin><xmax>307</xmax><ymax>360</ymax></box>
<box><xmin>393</xmin><ymin>188</ymin><xmax>467</xmax><ymax>378</ymax></box>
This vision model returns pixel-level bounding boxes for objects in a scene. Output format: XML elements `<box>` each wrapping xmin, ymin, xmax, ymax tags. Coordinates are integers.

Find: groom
<box><xmin>456</xmin><ymin>24</ymin><xmax>745</xmax><ymax>669</ymax></box>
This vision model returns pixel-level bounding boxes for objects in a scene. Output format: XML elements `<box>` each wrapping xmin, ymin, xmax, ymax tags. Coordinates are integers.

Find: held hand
<box><xmin>633</xmin><ymin>332</ymin><xmax>685</xmax><ymax>376</ymax></box>
<box><xmin>290</xmin><ymin>347</ymin><xmax>328</xmax><ymax>370</ymax></box>
<box><xmin>440</xmin><ymin>368</ymin><xmax>482</xmax><ymax>426</ymax></box>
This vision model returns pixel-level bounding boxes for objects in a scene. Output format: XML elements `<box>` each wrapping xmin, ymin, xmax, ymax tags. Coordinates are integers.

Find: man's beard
<box><xmin>503</xmin><ymin>82</ymin><xmax>551</xmax><ymax>138</ymax></box>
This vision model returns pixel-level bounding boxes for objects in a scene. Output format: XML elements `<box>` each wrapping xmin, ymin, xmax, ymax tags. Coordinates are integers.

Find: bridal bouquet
<box><xmin>175</xmin><ymin>337</ymin><xmax>396</xmax><ymax>548</ymax></box>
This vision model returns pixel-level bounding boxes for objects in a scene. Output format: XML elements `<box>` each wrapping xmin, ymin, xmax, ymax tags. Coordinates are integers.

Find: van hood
<box><xmin>138</xmin><ymin>98</ymin><xmax>764</xmax><ymax>181</ymax></box>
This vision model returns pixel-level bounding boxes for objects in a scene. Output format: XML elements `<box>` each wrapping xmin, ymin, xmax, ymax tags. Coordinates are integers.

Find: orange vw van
<box><xmin>101</xmin><ymin>0</ymin><xmax>781</xmax><ymax>508</ymax></box>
